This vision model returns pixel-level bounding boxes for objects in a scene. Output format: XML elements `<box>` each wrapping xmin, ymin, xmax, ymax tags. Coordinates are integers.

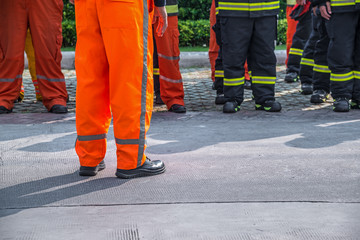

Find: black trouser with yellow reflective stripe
<box><xmin>326</xmin><ymin>12</ymin><xmax>360</xmax><ymax>100</ymax></box>
<box><xmin>153</xmin><ymin>32</ymin><xmax>160</xmax><ymax>97</ymax></box>
<box><xmin>287</xmin><ymin>10</ymin><xmax>312</xmax><ymax>73</ymax></box>
<box><xmin>221</xmin><ymin>16</ymin><xmax>277</xmax><ymax>104</ymax></box>
<box><xmin>313</xmin><ymin>16</ymin><xmax>330</xmax><ymax>92</ymax></box>
<box><xmin>299</xmin><ymin>12</ymin><xmax>319</xmax><ymax>85</ymax></box>
<box><xmin>213</xmin><ymin>14</ymin><xmax>224</xmax><ymax>94</ymax></box>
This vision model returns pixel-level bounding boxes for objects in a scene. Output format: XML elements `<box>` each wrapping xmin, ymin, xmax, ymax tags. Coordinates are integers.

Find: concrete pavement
<box><xmin>1</xmin><ymin>63</ymin><xmax>360</xmax><ymax>239</ymax></box>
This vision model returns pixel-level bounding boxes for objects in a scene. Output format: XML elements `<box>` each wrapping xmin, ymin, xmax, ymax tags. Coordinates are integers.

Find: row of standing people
<box><xmin>283</xmin><ymin>0</ymin><xmax>360</xmax><ymax>112</ymax></box>
<box><xmin>209</xmin><ymin>0</ymin><xmax>360</xmax><ymax>113</ymax></box>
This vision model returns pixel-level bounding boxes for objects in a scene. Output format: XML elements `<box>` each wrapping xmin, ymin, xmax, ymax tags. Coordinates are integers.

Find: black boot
<box><xmin>223</xmin><ymin>101</ymin><xmax>241</xmax><ymax>113</ymax></box>
<box><xmin>333</xmin><ymin>98</ymin><xmax>350</xmax><ymax>112</ymax></box>
<box><xmin>116</xmin><ymin>157</ymin><xmax>165</xmax><ymax>179</ymax></box>
<box><xmin>255</xmin><ymin>100</ymin><xmax>282</xmax><ymax>112</ymax></box>
<box><xmin>79</xmin><ymin>160</ymin><xmax>106</xmax><ymax>176</ymax></box>
<box><xmin>310</xmin><ymin>90</ymin><xmax>329</xmax><ymax>103</ymax></box>
<box><xmin>49</xmin><ymin>105</ymin><xmax>68</xmax><ymax>114</ymax></box>
<box><xmin>285</xmin><ymin>72</ymin><xmax>299</xmax><ymax>83</ymax></box>
<box><xmin>300</xmin><ymin>83</ymin><xmax>313</xmax><ymax>95</ymax></box>
<box><xmin>0</xmin><ymin>106</ymin><xmax>12</xmax><ymax>114</ymax></box>
<box><xmin>169</xmin><ymin>104</ymin><xmax>186</xmax><ymax>113</ymax></box>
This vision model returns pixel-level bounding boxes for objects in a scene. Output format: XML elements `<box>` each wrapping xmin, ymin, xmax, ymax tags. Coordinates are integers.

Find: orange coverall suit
<box><xmin>286</xmin><ymin>0</ymin><xmax>298</xmax><ymax>66</ymax></box>
<box><xmin>75</xmin><ymin>0</ymin><xmax>155</xmax><ymax>170</ymax></box>
<box><xmin>0</xmin><ymin>0</ymin><xmax>67</xmax><ymax>111</ymax></box>
<box><xmin>153</xmin><ymin>6</ymin><xmax>185</xmax><ymax>109</ymax></box>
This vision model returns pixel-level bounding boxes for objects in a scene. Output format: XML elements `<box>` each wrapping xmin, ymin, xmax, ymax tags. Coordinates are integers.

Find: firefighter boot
<box><xmin>301</xmin><ymin>83</ymin><xmax>313</xmax><ymax>95</ymax></box>
<box><xmin>79</xmin><ymin>161</ymin><xmax>106</xmax><ymax>176</ymax></box>
<box><xmin>255</xmin><ymin>100</ymin><xmax>282</xmax><ymax>112</ymax></box>
<box><xmin>310</xmin><ymin>90</ymin><xmax>329</xmax><ymax>104</ymax></box>
<box><xmin>223</xmin><ymin>100</ymin><xmax>241</xmax><ymax>113</ymax></box>
<box><xmin>285</xmin><ymin>72</ymin><xmax>299</xmax><ymax>83</ymax></box>
<box><xmin>50</xmin><ymin>105</ymin><xmax>68</xmax><ymax>114</ymax></box>
<box><xmin>116</xmin><ymin>157</ymin><xmax>165</xmax><ymax>179</ymax></box>
<box><xmin>351</xmin><ymin>99</ymin><xmax>360</xmax><ymax>109</ymax></box>
<box><xmin>333</xmin><ymin>98</ymin><xmax>350</xmax><ymax>112</ymax></box>
<box><xmin>215</xmin><ymin>93</ymin><xmax>227</xmax><ymax>105</ymax></box>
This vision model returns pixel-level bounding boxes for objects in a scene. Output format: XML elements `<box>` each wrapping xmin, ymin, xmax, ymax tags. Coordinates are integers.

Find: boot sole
<box><xmin>116</xmin><ymin>167</ymin><xmax>166</xmax><ymax>179</ymax></box>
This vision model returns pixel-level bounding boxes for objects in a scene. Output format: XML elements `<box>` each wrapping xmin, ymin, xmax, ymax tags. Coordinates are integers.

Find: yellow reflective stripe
<box><xmin>313</xmin><ymin>64</ymin><xmax>331</xmax><ymax>73</ymax></box>
<box><xmin>216</xmin><ymin>7</ymin><xmax>219</xmax><ymax>15</ymax></box>
<box><xmin>330</xmin><ymin>72</ymin><xmax>354</xmax><ymax>81</ymax></box>
<box><xmin>300</xmin><ymin>58</ymin><xmax>315</xmax><ymax>67</ymax></box>
<box><xmin>224</xmin><ymin>77</ymin><xmax>245</xmax><ymax>86</ymax></box>
<box><xmin>165</xmin><ymin>5</ymin><xmax>179</xmax><ymax>14</ymax></box>
<box><xmin>331</xmin><ymin>0</ymin><xmax>355</xmax><ymax>6</ymax></box>
<box><xmin>354</xmin><ymin>71</ymin><xmax>360</xmax><ymax>79</ymax></box>
<box><xmin>289</xmin><ymin>48</ymin><xmax>303</xmax><ymax>56</ymax></box>
<box><xmin>153</xmin><ymin>68</ymin><xmax>160</xmax><ymax>75</ymax></box>
<box><xmin>218</xmin><ymin>1</ymin><xmax>279</xmax><ymax>11</ymax></box>
<box><xmin>252</xmin><ymin>76</ymin><xmax>276</xmax><ymax>84</ymax></box>
<box><xmin>215</xmin><ymin>70</ymin><xmax>224</xmax><ymax>78</ymax></box>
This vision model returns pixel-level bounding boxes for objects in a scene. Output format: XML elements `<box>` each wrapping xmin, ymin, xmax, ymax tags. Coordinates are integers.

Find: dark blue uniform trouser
<box><xmin>220</xmin><ymin>16</ymin><xmax>277</xmax><ymax>104</ymax></box>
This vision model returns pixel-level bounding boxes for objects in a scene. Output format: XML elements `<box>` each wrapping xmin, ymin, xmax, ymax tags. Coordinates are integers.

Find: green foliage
<box><xmin>277</xmin><ymin>18</ymin><xmax>287</xmax><ymax>46</ymax></box>
<box><xmin>178</xmin><ymin>0</ymin><xmax>212</xmax><ymax>20</ymax></box>
<box><xmin>62</xmin><ymin>20</ymin><xmax>76</xmax><ymax>47</ymax></box>
<box><xmin>63</xmin><ymin>0</ymin><xmax>75</xmax><ymax>21</ymax></box>
<box><xmin>178</xmin><ymin>20</ymin><xmax>210</xmax><ymax>47</ymax></box>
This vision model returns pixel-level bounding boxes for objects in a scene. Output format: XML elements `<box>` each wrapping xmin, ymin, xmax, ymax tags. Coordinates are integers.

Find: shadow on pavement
<box><xmin>0</xmin><ymin>173</ymin><xmax>129</xmax><ymax>218</ymax></box>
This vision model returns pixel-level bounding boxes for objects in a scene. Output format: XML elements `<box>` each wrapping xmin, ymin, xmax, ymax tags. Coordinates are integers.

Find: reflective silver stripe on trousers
<box><xmin>160</xmin><ymin>75</ymin><xmax>183</xmax><ymax>83</ymax></box>
<box><xmin>115</xmin><ymin>138</ymin><xmax>140</xmax><ymax>145</ymax></box>
<box><xmin>137</xmin><ymin>0</ymin><xmax>149</xmax><ymax>167</ymax></box>
<box><xmin>158</xmin><ymin>53</ymin><xmax>180</xmax><ymax>60</ymax></box>
<box><xmin>37</xmin><ymin>75</ymin><xmax>65</xmax><ymax>82</ymax></box>
<box><xmin>77</xmin><ymin>133</ymin><xmax>107</xmax><ymax>141</ymax></box>
<box><xmin>0</xmin><ymin>75</ymin><xmax>22</xmax><ymax>82</ymax></box>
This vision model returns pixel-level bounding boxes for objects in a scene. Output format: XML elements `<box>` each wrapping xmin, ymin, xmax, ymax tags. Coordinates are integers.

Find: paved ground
<box><xmin>14</xmin><ymin>65</ymin><xmax>333</xmax><ymax>113</ymax></box>
<box><xmin>1</xmin><ymin>66</ymin><xmax>360</xmax><ymax>240</ymax></box>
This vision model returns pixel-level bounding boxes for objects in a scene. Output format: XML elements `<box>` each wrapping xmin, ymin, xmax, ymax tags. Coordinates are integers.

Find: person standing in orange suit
<box><xmin>73</xmin><ymin>0</ymin><xmax>168</xmax><ymax>178</ymax></box>
<box><xmin>153</xmin><ymin>0</ymin><xmax>186</xmax><ymax>113</ymax></box>
<box><xmin>286</xmin><ymin>0</ymin><xmax>298</xmax><ymax>66</ymax></box>
<box><xmin>0</xmin><ymin>0</ymin><xmax>68</xmax><ymax>114</ymax></box>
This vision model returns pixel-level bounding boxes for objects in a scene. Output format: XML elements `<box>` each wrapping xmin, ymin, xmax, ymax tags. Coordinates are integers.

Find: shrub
<box><xmin>62</xmin><ymin>20</ymin><xmax>76</xmax><ymax>47</ymax></box>
<box><xmin>277</xmin><ymin>18</ymin><xmax>287</xmax><ymax>46</ymax></box>
<box><xmin>178</xmin><ymin>0</ymin><xmax>212</xmax><ymax>20</ymax></box>
<box><xmin>178</xmin><ymin>20</ymin><xmax>210</xmax><ymax>47</ymax></box>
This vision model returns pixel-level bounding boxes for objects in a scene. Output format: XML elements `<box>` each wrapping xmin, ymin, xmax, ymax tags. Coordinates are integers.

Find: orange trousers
<box><xmin>0</xmin><ymin>0</ymin><xmax>67</xmax><ymax>111</ymax></box>
<box><xmin>209</xmin><ymin>0</ymin><xmax>220</xmax><ymax>82</ymax></box>
<box><xmin>75</xmin><ymin>0</ymin><xmax>154</xmax><ymax>170</ymax></box>
<box><xmin>286</xmin><ymin>6</ymin><xmax>298</xmax><ymax>66</ymax></box>
<box><xmin>153</xmin><ymin>16</ymin><xmax>185</xmax><ymax>109</ymax></box>
<box><xmin>208</xmin><ymin>0</ymin><xmax>249</xmax><ymax>81</ymax></box>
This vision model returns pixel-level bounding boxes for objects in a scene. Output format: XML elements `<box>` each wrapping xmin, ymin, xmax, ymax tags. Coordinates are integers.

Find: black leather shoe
<box><xmin>79</xmin><ymin>160</ymin><xmax>106</xmax><ymax>176</ymax></box>
<box><xmin>285</xmin><ymin>71</ymin><xmax>299</xmax><ymax>83</ymax></box>
<box><xmin>255</xmin><ymin>100</ymin><xmax>282</xmax><ymax>112</ymax></box>
<box><xmin>244</xmin><ymin>79</ymin><xmax>252</xmax><ymax>90</ymax></box>
<box><xmin>116</xmin><ymin>157</ymin><xmax>165</xmax><ymax>179</ymax></box>
<box><xmin>310</xmin><ymin>90</ymin><xmax>329</xmax><ymax>103</ymax></box>
<box><xmin>333</xmin><ymin>98</ymin><xmax>350</xmax><ymax>112</ymax></box>
<box><xmin>0</xmin><ymin>106</ymin><xmax>12</xmax><ymax>114</ymax></box>
<box><xmin>223</xmin><ymin>101</ymin><xmax>241</xmax><ymax>113</ymax></box>
<box><xmin>155</xmin><ymin>95</ymin><xmax>164</xmax><ymax>105</ymax></box>
<box><xmin>300</xmin><ymin>83</ymin><xmax>313</xmax><ymax>95</ymax></box>
<box><xmin>49</xmin><ymin>104</ymin><xmax>68</xmax><ymax>114</ymax></box>
<box><xmin>169</xmin><ymin>104</ymin><xmax>186</xmax><ymax>113</ymax></box>
<box><xmin>215</xmin><ymin>93</ymin><xmax>227</xmax><ymax>105</ymax></box>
